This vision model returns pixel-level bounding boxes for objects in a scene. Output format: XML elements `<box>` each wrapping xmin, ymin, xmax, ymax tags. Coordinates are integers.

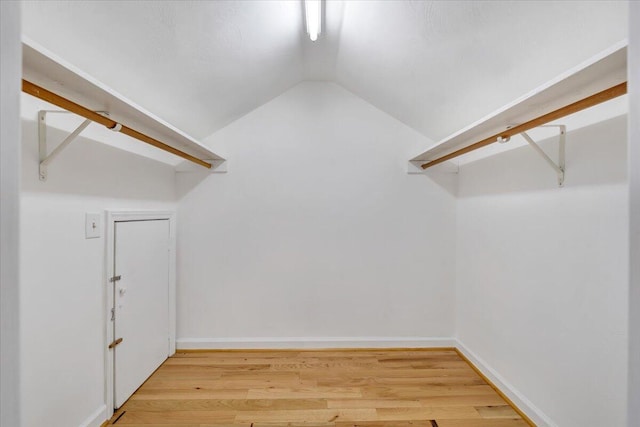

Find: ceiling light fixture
<box><xmin>304</xmin><ymin>0</ymin><xmax>322</xmax><ymax>42</ymax></box>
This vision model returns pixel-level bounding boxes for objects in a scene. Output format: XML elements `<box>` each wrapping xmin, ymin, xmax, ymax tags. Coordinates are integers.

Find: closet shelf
<box><xmin>22</xmin><ymin>39</ymin><xmax>224</xmax><ymax>173</ymax></box>
<box><xmin>411</xmin><ymin>41</ymin><xmax>627</xmax><ymax>170</ymax></box>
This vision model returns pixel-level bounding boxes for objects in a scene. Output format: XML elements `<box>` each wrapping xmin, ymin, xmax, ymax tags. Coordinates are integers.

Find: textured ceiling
<box><xmin>22</xmin><ymin>1</ymin><xmax>306</xmax><ymax>139</ymax></box>
<box><xmin>22</xmin><ymin>1</ymin><xmax>628</xmax><ymax>143</ymax></box>
<box><xmin>334</xmin><ymin>1</ymin><xmax>628</xmax><ymax>141</ymax></box>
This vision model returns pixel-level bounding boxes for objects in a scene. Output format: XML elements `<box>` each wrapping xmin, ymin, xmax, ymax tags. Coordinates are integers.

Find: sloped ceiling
<box><xmin>22</xmin><ymin>1</ymin><xmax>628</xmax><ymax>143</ymax></box>
<box><xmin>334</xmin><ymin>1</ymin><xmax>628</xmax><ymax>141</ymax></box>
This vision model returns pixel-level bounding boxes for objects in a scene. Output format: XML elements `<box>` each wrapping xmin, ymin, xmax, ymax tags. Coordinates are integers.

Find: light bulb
<box><xmin>305</xmin><ymin>0</ymin><xmax>321</xmax><ymax>42</ymax></box>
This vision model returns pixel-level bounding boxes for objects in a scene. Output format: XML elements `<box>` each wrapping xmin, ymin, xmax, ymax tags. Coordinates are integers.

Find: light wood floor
<box><xmin>107</xmin><ymin>348</ymin><xmax>532</xmax><ymax>426</ymax></box>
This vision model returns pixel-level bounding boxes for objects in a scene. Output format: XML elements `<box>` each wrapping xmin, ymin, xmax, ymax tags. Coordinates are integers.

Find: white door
<box><xmin>113</xmin><ymin>219</ymin><xmax>170</xmax><ymax>408</ymax></box>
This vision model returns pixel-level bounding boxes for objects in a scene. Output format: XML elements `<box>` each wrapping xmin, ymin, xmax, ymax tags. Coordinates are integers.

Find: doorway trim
<box><xmin>104</xmin><ymin>210</ymin><xmax>176</xmax><ymax>420</ymax></box>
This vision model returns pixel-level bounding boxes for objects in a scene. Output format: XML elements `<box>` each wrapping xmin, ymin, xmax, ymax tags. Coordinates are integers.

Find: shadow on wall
<box><xmin>458</xmin><ymin>114</ymin><xmax>628</xmax><ymax>197</ymax></box>
<box><xmin>422</xmin><ymin>167</ymin><xmax>459</xmax><ymax>197</ymax></box>
<box><xmin>21</xmin><ymin>119</ymin><xmax>177</xmax><ymax>202</ymax></box>
<box><xmin>175</xmin><ymin>155</ymin><xmax>460</xmax><ymax>201</ymax></box>
<box><xmin>174</xmin><ymin>151</ymin><xmax>460</xmax><ymax>202</ymax></box>
<box><xmin>175</xmin><ymin>166</ymin><xmax>211</xmax><ymax>201</ymax></box>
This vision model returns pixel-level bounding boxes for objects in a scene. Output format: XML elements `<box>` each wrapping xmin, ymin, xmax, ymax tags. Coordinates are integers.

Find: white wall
<box><xmin>456</xmin><ymin>116</ymin><xmax>628</xmax><ymax>426</ymax></box>
<box><xmin>629</xmin><ymin>3</ymin><xmax>640</xmax><ymax>425</ymax></box>
<box><xmin>176</xmin><ymin>82</ymin><xmax>457</xmax><ymax>348</ymax></box>
<box><xmin>19</xmin><ymin>99</ymin><xmax>177</xmax><ymax>427</ymax></box>
<box><xmin>1</xmin><ymin>2</ymin><xmax>22</xmax><ymax>426</ymax></box>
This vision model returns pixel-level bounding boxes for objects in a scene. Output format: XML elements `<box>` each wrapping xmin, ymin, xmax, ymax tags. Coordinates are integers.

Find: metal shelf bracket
<box><xmin>520</xmin><ymin>125</ymin><xmax>566</xmax><ymax>187</ymax></box>
<box><xmin>38</xmin><ymin>110</ymin><xmax>106</xmax><ymax>181</ymax></box>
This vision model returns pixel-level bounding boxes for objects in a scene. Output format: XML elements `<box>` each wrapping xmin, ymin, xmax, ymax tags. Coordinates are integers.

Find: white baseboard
<box><xmin>176</xmin><ymin>336</ymin><xmax>457</xmax><ymax>350</ymax></box>
<box><xmin>78</xmin><ymin>404</ymin><xmax>107</xmax><ymax>427</ymax></box>
<box><xmin>455</xmin><ymin>340</ymin><xmax>557</xmax><ymax>427</ymax></box>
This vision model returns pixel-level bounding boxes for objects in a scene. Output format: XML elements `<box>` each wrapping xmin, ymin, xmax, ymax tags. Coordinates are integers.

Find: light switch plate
<box><xmin>85</xmin><ymin>213</ymin><xmax>101</xmax><ymax>239</ymax></box>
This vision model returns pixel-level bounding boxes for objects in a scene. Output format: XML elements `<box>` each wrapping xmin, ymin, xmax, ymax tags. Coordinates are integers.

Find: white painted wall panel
<box><xmin>176</xmin><ymin>82</ymin><xmax>457</xmax><ymax>345</ymax></box>
<box><xmin>19</xmin><ymin>106</ymin><xmax>177</xmax><ymax>427</ymax></box>
<box><xmin>628</xmin><ymin>3</ymin><xmax>640</xmax><ymax>425</ymax></box>
<box><xmin>1</xmin><ymin>2</ymin><xmax>22</xmax><ymax>426</ymax></box>
<box><xmin>456</xmin><ymin>116</ymin><xmax>628</xmax><ymax>426</ymax></box>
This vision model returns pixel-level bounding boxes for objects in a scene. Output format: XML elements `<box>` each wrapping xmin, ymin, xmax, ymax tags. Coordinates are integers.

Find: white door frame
<box><xmin>104</xmin><ymin>210</ymin><xmax>176</xmax><ymax>419</ymax></box>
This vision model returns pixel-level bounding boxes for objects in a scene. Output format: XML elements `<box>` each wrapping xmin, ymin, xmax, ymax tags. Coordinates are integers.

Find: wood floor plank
<box><xmin>234</xmin><ymin>408</ymin><xmax>378</xmax><ymax>423</ymax></box>
<box><xmin>360</xmin><ymin>385</ymin><xmax>496</xmax><ymax>399</ymax></box>
<box><xmin>123</xmin><ymin>398</ymin><xmax>329</xmax><ymax>412</ymax></box>
<box><xmin>375</xmin><ymin>406</ymin><xmax>480</xmax><ymax>420</ymax></box>
<box><xmin>437</xmin><ymin>420</ymin><xmax>530</xmax><ymax>427</ymax></box>
<box><xmin>335</xmin><ymin>423</ymin><xmax>434</xmax><ymax>427</ymax></box>
<box><xmin>300</xmin><ymin>368</ymin><xmax>477</xmax><ymax>379</ymax></box>
<box><xmin>475</xmin><ymin>405</ymin><xmax>521</xmax><ymax>419</ymax></box>
<box><xmin>251</xmin><ymin>423</ymin><xmax>335</xmax><ymax>427</ymax></box>
<box><xmin>327</xmin><ymin>394</ymin><xmax>505</xmax><ymax>409</ymax></box>
<box><xmin>114</xmin><ymin>410</ymin><xmax>235</xmax><ymax>424</ymax></box>
<box><xmin>106</xmin><ymin>349</ymin><xmax>531</xmax><ymax>426</ymax></box>
<box><xmin>418</xmin><ymin>394</ymin><xmax>508</xmax><ymax>407</ymax></box>
<box><xmin>326</xmin><ymin>399</ymin><xmax>423</xmax><ymax>409</ymax></box>
<box><xmin>131</xmin><ymin>389</ymin><xmax>250</xmax><ymax>400</ymax></box>
<box><xmin>247</xmin><ymin>387</ymin><xmax>363</xmax><ymax>399</ymax></box>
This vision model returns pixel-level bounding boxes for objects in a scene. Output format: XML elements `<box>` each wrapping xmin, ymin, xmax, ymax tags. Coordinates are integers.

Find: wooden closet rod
<box><xmin>421</xmin><ymin>82</ymin><xmax>627</xmax><ymax>169</ymax></box>
<box><xmin>22</xmin><ymin>79</ymin><xmax>212</xmax><ymax>169</ymax></box>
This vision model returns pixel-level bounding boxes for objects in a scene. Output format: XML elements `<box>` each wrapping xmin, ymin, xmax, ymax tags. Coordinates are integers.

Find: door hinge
<box><xmin>109</xmin><ymin>275</ymin><xmax>122</xmax><ymax>283</ymax></box>
<box><xmin>108</xmin><ymin>337</ymin><xmax>123</xmax><ymax>349</ymax></box>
